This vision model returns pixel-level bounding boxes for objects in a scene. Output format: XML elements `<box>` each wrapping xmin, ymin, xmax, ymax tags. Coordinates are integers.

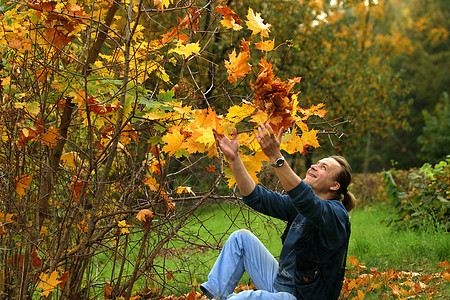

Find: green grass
<box><xmin>93</xmin><ymin>201</ymin><xmax>449</xmax><ymax>298</ymax></box>
<box><xmin>348</xmin><ymin>203</ymin><xmax>449</xmax><ymax>273</ymax></box>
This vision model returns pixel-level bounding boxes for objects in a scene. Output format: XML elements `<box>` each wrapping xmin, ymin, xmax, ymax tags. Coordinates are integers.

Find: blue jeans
<box><xmin>200</xmin><ymin>229</ymin><xmax>297</xmax><ymax>300</ymax></box>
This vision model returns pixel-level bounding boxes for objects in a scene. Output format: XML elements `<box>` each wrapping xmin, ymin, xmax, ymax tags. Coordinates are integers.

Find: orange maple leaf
<box><xmin>135</xmin><ymin>209</ymin><xmax>154</xmax><ymax>227</ymax></box>
<box><xmin>255</xmin><ymin>40</ymin><xmax>275</xmax><ymax>52</ymax></box>
<box><xmin>37</xmin><ymin>270</ymin><xmax>62</xmax><ymax>297</ymax></box>
<box><xmin>15</xmin><ymin>175</ymin><xmax>32</xmax><ymax>198</ymax></box>
<box><xmin>214</xmin><ymin>5</ymin><xmax>243</xmax><ymax>31</ymax></box>
<box><xmin>178</xmin><ymin>7</ymin><xmax>200</xmax><ymax>32</ymax></box>
<box><xmin>224</xmin><ymin>49</ymin><xmax>251</xmax><ymax>83</ymax></box>
<box><xmin>38</xmin><ymin>127</ymin><xmax>60</xmax><ymax>147</ymax></box>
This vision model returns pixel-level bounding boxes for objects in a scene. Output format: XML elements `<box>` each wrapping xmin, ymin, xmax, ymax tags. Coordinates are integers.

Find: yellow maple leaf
<box><xmin>1</xmin><ymin>76</ymin><xmax>11</xmax><ymax>86</ymax></box>
<box><xmin>250</xmin><ymin>110</ymin><xmax>270</xmax><ymax>125</ymax></box>
<box><xmin>162</xmin><ymin>129</ymin><xmax>186</xmax><ymax>156</ymax></box>
<box><xmin>227</xmin><ymin>102</ymin><xmax>256</xmax><ymax>123</ymax></box>
<box><xmin>224</xmin><ymin>49</ymin><xmax>251</xmax><ymax>83</ymax></box>
<box><xmin>176</xmin><ymin>186</ymin><xmax>196</xmax><ymax>195</ymax></box>
<box><xmin>255</xmin><ymin>40</ymin><xmax>275</xmax><ymax>51</ymax></box>
<box><xmin>169</xmin><ymin>41</ymin><xmax>201</xmax><ymax>57</ymax></box>
<box><xmin>61</xmin><ymin>152</ymin><xmax>82</xmax><ymax>169</ymax></box>
<box><xmin>301</xmin><ymin>129</ymin><xmax>320</xmax><ymax>148</ymax></box>
<box><xmin>37</xmin><ymin>270</ymin><xmax>61</xmax><ymax>297</ymax></box>
<box><xmin>245</xmin><ymin>8</ymin><xmax>271</xmax><ymax>38</ymax></box>
<box><xmin>281</xmin><ymin>131</ymin><xmax>305</xmax><ymax>154</ymax></box>
<box><xmin>142</xmin><ymin>175</ymin><xmax>160</xmax><ymax>191</ymax></box>
<box><xmin>15</xmin><ymin>175</ymin><xmax>32</xmax><ymax>198</ymax></box>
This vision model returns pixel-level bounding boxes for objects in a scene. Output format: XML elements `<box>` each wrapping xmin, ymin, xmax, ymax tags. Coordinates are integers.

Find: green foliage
<box><xmin>382</xmin><ymin>157</ymin><xmax>450</xmax><ymax>231</ymax></box>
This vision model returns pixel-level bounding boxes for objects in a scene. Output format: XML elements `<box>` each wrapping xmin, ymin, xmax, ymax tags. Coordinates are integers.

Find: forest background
<box><xmin>0</xmin><ymin>0</ymin><xmax>448</xmax><ymax>299</ymax></box>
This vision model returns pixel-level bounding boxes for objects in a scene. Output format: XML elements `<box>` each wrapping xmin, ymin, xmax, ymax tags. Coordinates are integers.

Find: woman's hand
<box><xmin>255</xmin><ymin>124</ymin><xmax>284</xmax><ymax>162</ymax></box>
<box><xmin>213</xmin><ymin>128</ymin><xmax>239</xmax><ymax>161</ymax></box>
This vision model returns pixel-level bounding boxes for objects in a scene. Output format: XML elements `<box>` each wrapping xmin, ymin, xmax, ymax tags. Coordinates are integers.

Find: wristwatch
<box><xmin>271</xmin><ymin>156</ymin><xmax>285</xmax><ymax>168</ymax></box>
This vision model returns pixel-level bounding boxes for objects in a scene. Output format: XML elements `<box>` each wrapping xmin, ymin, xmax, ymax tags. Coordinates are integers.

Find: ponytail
<box><xmin>342</xmin><ymin>191</ymin><xmax>356</xmax><ymax>212</ymax></box>
<box><xmin>330</xmin><ymin>156</ymin><xmax>357</xmax><ymax>212</ymax></box>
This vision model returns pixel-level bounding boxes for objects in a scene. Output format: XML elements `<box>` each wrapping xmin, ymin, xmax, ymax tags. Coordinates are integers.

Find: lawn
<box><xmin>141</xmin><ymin>201</ymin><xmax>449</xmax><ymax>299</ymax></box>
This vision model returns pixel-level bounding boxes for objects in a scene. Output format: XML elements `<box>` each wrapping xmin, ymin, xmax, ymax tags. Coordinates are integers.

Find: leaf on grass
<box><xmin>245</xmin><ymin>8</ymin><xmax>271</xmax><ymax>37</ymax></box>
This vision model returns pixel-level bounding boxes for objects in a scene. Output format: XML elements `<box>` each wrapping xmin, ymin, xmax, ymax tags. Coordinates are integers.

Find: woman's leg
<box><xmin>200</xmin><ymin>229</ymin><xmax>279</xmax><ymax>300</ymax></box>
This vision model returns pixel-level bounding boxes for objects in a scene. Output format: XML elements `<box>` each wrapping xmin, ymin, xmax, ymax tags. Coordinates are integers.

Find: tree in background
<box><xmin>368</xmin><ymin>0</ymin><xmax>449</xmax><ymax>169</ymax></box>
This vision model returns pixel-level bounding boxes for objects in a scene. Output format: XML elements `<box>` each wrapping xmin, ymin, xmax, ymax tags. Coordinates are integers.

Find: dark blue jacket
<box><xmin>242</xmin><ymin>181</ymin><xmax>351</xmax><ymax>300</ymax></box>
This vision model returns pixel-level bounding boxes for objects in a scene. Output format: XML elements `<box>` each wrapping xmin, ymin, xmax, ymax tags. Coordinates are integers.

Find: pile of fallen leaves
<box><xmin>144</xmin><ymin>257</ymin><xmax>449</xmax><ymax>300</ymax></box>
<box><xmin>341</xmin><ymin>256</ymin><xmax>450</xmax><ymax>299</ymax></box>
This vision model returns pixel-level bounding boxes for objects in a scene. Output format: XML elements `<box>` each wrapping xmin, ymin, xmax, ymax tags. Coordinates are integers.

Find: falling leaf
<box><xmin>214</xmin><ymin>5</ymin><xmax>242</xmax><ymax>31</ymax></box>
<box><xmin>227</xmin><ymin>102</ymin><xmax>256</xmax><ymax>123</ymax></box>
<box><xmin>15</xmin><ymin>175</ymin><xmax>32</xmax><ymax>198</ymax></box>
<box><xmin>255</xmin><ymin>40</ymin><xmax>275</xmax><ymax>51</ymax></box>
<box><xmin>37</xmin><ymin>270</ymin><xmax>62</xmax><ymax>297</ymax></box>
<box><xmin>245</xmin><ymin>8</ymin><xmax>271</xmax><ymax>37</ymax></box>
<box><xmin>224</xmin><ymin>49</ymin><xmax>251</xmax><ymax>83</ymax></box>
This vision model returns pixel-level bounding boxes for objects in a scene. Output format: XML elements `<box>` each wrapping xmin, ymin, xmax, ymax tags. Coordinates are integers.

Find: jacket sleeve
<box><xmin>242</xmin><ymin>184</ymin><xmax>298</xmax><ymax>222</ymax></box>
<box><xmin>287</xmin><ymin>181</ymin><xmax>349</xmax><ymax>247</ymax></box>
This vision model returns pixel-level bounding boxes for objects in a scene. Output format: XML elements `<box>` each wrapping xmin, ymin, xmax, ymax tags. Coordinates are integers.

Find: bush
<box><xmin>350</xmin><ymin>172</ymin><xmax>388</xmax><ymax>207</ymax></box>
<box><xmin>382</xmin><ymin>156</ymin><xmax>450</xmax><ymax>231</ymax></box>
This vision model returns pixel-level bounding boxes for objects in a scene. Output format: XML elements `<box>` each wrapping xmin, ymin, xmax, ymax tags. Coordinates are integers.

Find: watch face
<box><xmin>276</xmin><ymin>157</ymin><xmax>285</xmax><ymax>167</ymax></box>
